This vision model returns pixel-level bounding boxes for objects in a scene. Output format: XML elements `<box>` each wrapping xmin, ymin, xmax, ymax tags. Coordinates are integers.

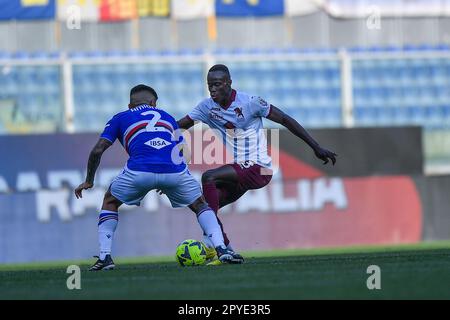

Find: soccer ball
<box><xmin>176</xmin><ymin>239</ymin><xmax>207</xmax><ymax>266</ymax></box>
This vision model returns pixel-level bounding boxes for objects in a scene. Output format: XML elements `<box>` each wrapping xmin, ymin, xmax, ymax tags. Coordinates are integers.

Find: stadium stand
<box><xmin>0</xmin><ymin>45</ymin><xmax>449</xmax><ymax>133</ymax></box>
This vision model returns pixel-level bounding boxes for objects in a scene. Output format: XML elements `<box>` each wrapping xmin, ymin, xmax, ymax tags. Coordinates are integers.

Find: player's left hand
<box><xmin>313</xmin><ymin>146</ymin><xmax>337</xmax><ymax>165</ymax></box>
<box><xmin>75</xmin><ymin>182</ymin><xmax>93</xmax><ymax>199</ymax></box>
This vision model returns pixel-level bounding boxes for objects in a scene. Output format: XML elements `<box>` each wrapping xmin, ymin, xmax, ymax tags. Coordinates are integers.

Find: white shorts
<box><xmin>109</xmin><ymin>167</ymin><xmax>202</xmax><ymax>207</ymax></box>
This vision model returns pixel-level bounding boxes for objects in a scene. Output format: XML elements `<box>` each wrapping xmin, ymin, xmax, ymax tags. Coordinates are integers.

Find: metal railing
<box><xmin>1</xmin><ymin>49</ymin><xmax>450</xmax><ymax>173</ymax></box>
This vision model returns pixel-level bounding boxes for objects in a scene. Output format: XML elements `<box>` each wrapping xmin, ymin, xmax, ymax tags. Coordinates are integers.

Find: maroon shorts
<box><xmin>220</xmin><ymin>162</ymin><xmax>272</xmax><ymax>206</ymax></box>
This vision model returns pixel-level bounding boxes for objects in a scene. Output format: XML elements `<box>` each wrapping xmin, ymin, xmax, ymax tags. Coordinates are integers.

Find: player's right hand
<box><xmin>75</xmin><ymin>182</ymin><xmax>93</xmax><ymax>199</ymax></box>
<box><xmin>314</xmin><ymin>146</ymin><xmax>337</xmax><ymax>165</ymax></box>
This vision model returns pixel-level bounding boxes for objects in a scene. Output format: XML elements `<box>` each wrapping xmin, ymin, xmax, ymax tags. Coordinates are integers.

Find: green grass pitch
<box><xmin>1</xmin><ymin>241</ymin><xmax>449</xmax><ymax>300</ymax></box>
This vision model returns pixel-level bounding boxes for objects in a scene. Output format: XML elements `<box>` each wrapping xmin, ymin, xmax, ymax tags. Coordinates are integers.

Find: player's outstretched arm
<box><xmin>267</xmin><ymin>106</ymin><xmax>337</xmax><ymax>165</ymax></box>
<box><xmin>177</xmin><ymin>116</ymin><xmax>195</xmax><ymax>130</ymax></box>
<box><xmin>75</xmin><ymin>138</ymin><xmax>112</xmax><ymax>198</ymax></box>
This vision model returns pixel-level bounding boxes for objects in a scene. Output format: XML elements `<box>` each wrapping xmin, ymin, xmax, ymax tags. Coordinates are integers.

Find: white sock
<box><xmin>202</xmin><ymin>234</ymin><xmax>214</xmax><ymax>249</ymax></box>
<box><xmin>197</xmin><ymin>208</ymin><xmax>225</xmax><ymax>248</ymax></box>
<box><xmin>226</xmin><ymin>244</ymin><xmax>234</xmax><ymax>252</ymax></box>
<box><xmin>98</xmin><ymin>210</ymin><xmax>118</xmax><ymax>260</ymax></box>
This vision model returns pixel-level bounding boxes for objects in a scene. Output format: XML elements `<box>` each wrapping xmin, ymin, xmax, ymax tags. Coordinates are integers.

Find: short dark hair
<box><xmin>130</xmin><ymin>84</ymin><xmax>158</xmax><ymax>101</ymax></box>
<box><xmin>208</xmin><ymin>64</ymin><xmax>230</xmax><ymax>77</ymax></box>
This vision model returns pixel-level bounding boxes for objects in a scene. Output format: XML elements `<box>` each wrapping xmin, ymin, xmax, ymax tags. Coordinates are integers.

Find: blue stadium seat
<box><xmin>443</xmin><ymin>105</ymin><xmax>450</xmax><ymax>123</ymax></box>
<box><xmin>140</xmin><ymin>49</ymin><xmax>158</xmax><ymax>57</ymax></box>
<box><xmin>121</xmin><ymin>50</ymin><xmax>141</xmax><ymax>58</ymax></box>
<box><xmin>69</xmin><ymin>51</ymin><xmax>90</xmax><ymax>59</ymax></box>
<box><xmin>213</xmin><ymin>48</ymin><xmax>233</xmax><ymax>55</ymax></box>
<box><xmin>159</xmin><ymin>49</ymin><xmax>178</xmax><ymax>56</ymax></box>
<box><xmin>87</xmin><ymin>51</ymin><xmax>106</xmax><ymax>58</ymax></box>
<box><xmin>416</xmin><ymin>44</ymin><xmax>436</xmax><ymax>51</ymax></box>
<box><xmin>425</xmin><ymin>106</ymin><xmax>445</xmax><ymax>127</ymax></box>
<box><xmin>349</xmin><ymin>46</ymin><xmax>367</xmax><ymax>53</ymax></box>
<box><xmin>407</xmin><ymin>106</ymin><xmax>426</xmax><ymax>125</ymax></box>
<box><xmin>264</xmin><ymin>47</ymin><xmax>286</xmax><ymax>55</ymax></box>
<box><xmin>375</xmin><ymin>106</ymin><xmax>394</xmax><ymax>126</ymax></box>
<box><xmin>435</xmin><ymin>44</ymin><xmax>450</xmax><ymax>51</ymax></box>
<box><xmin>284</xmin><ymin>47</ymin><xmax>303</xmax><ymax>55</ymax></box>
<box><xmin>1</xmin><ymin>73</ymin><xmax>16</xmax><ymax>95</ymax></box>
<box><xmin>29</xmin><ymin>51</ymin><xmax>59</xmax><ymax>60</ymax></box>
<box><xmin>12</xmin><ymin>51</ymin><xmax>30</xmax><ymax>60</ymax></box>
<box><xmin>367</xmin><ymin>46</ymin><xmax>387</xmax><ymax>52</ymax></box>
<box><xmin>403</xmin><ymin>44</ymin><xmax>421</xmax><ymax>52</ymax></box>
<box><xmin>321</xmin><ymin>107</ymin><xmax>341</xmax><ymax>127</ymax></box>
<box><xmin>22</xmin><ymin>47</ymin><xmax>446</xmax><ymax>132</ymax></box>
<box><xmin>384</xmin><ymin>45</ymin><xmax>402</xmax><ymax>52</ymax></box>
<box><xmin>0</xmin><ymin>51</ymin><xmax>11</xmax><ymax>60</ymax></box>
<box><xmin>354</xmin><ymin>107</ymin><xmax>377</xmax><ymax>126</ymax></box>
<box><xmin>391</xmin><ymin>107</ymin><xmax>410</xmax><ymax>125</ymax></box>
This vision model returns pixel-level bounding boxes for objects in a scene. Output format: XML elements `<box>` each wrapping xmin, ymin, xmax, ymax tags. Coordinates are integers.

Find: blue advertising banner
<box><xmin>0</xmin><ymin>133</ymin><xmax>203</xmax><ymax>263</ymax></box>
<box><xmin>215</xmin><ymin>0</ymin><xmax>284</xmax><ymax>17</ymax></box>
<box><xmin>0</xmin><ymin>129</ymin><xmax>430</xmax><ymax>264</ymax></box>
<box><xmin>0</xmin><ymin>0</ymin><xmax>55</xmax><ymax>20</ymax></box>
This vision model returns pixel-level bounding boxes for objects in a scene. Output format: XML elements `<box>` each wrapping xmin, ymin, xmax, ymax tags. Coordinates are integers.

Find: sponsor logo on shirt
<box><xmin>258</xmin><ymin>97</ymin><xmax>268</xmax><ymax>107</ymax></box>
<box><xmin>145</xmin><ymin>137</ymin><xmax>172</xmax><ymax>149</ymax></box>
<box><xmin>209</xmin><ymin>112</ymin><xmax>225</xmax><ymax>121</ymax></box>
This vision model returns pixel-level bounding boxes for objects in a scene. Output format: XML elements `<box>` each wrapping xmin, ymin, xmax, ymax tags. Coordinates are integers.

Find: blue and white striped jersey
<box><xmin>101</xmin><ymin>104</ymin><xmax>186</xmax><ymax>173</ymax></box>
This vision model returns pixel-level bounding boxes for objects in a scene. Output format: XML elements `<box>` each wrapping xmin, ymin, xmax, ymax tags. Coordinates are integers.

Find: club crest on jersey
<box><xmin>145</xmin><ymin>137</ymin><xmax>172</xmax><ymax>149</ymax></box>
<box><xmin>234</xmin><ymin>107</ymin><xmax>245</xmax><ymax>121</ymax></box>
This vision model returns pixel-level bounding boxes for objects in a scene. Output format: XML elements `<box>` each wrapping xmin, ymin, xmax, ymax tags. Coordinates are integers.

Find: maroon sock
<box><xmin>216</xmin><ymin>217</ymin><xmax>230</xmax><ymax>247</ymax></box>
<box><xmin>202</xmin><ymin>182</ymin><xmax>219</xmax><ymax>213</ymax></box>
<box><xmin>202</xmin><ymin>182</ymin><xmax>230</xmax><ymax>247</ymax></box>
